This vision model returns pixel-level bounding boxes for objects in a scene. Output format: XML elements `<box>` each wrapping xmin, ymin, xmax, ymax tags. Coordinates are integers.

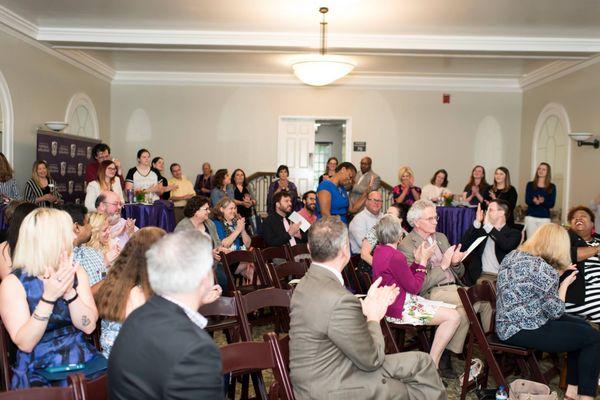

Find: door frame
<box><xmin>278</xmin><ymin>115</ymin><xmax>353</xmax><ymax>163</ymax></box>
<box><xmin>0</xmin><ymin>71</ymin><xmax>14</xmax><ymax>163</ymax></box>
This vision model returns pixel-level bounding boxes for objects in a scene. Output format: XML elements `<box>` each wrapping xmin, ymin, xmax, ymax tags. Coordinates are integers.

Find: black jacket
<box><xmin>262</xmin><ymin>212</ymin><xmax>307</xmax><ymax>247</ymax></box>
<box><xmin>108</xmin><ymin>296</ymin><xmax>222</xmax><ymax>400</ymax></box>
<box><xmin>460</xmin><ymin>223</ymin><xmax>521</xmax><ymax>286</ymax></box>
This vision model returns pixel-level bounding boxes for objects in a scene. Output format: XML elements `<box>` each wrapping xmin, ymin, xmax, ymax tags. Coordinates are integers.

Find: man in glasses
<box><xmin>349</xmin><ymin>190</ymin><xmax>383</xmax><ymax>254</ymax></box>
<box><xmin>399</xmin><ymin>199</ymin><xmax>492</xmax><ymax>379</ymax></box>
<box><xmin>96</xmin><ymin>191</ymin><xmax>137</xmax><ymax>249</ymax></box>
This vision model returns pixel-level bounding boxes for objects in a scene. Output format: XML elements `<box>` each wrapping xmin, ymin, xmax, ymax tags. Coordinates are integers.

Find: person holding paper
<box><xmin>262</xmin><ymin>191</ymin><xmax>306</xmax><ymax>247</ymax></box>
<box><xmin>461</xmin><ymin>200</ymin><xmax>521</xmax><ymax>286</ymax></box>
<box><xmin>372</xmin><ymin>215</ymin><xmax>461</xmax><ymax>373</ymax></box>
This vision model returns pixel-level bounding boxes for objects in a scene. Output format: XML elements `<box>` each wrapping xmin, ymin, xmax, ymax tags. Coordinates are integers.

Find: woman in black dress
<box><xmin>488</xmin><ymin>167</ymin><xmax>518</xmax><ymax>226</ymax></box>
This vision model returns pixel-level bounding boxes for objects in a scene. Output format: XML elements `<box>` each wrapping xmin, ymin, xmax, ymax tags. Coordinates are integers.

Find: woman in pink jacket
<box><xmin>372</xmin><ymin>215</ymin><xmax>461</xmax><ymax>371</ymax></box>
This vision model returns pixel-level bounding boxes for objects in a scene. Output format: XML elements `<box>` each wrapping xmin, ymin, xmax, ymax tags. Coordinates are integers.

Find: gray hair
<box><xmin>146</xmin><ymin>230</ymin><xmax>213</xmax><ymax>295</ymax></box>
<box><xmin>406</xmin><ymin>199</ymin><xmax>436</xmax><ymax>227</ymax></box>
<box><xmin>308</xmin><ymin>216</ymin><xmax>348</xmax><ymax>262</ymax></box>
<box><xmin>375</xmin><ymin>215</ymin><xmax>404</xmax><ymax>245</ymax></box>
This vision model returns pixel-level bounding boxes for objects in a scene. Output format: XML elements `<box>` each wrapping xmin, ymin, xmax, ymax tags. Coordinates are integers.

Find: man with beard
<box><xmin>298</xmin><ymin>190</ymin><xmax>317</xmax><ymax>225</ymax></box>
<box><xmin>96</xmin><ymin>191</ymin><xmax>137</xmax><ymax>249</ymax></box>
<box><xmin>349</xmin><ymin>157</ymin><xmax>381</xmax><ymax>210</ymax></box>
<box><xmin>262</xmin><ymin>191</ymin><xmax>306</xmax><ymax>247</ymax></box>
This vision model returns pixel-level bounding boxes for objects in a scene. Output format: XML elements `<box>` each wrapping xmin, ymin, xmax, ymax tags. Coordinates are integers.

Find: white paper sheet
<box><xmin>460</xmin><ymin>235</ymin><xmax>487</xmax><ymax>261</ymax></box>
<box><xmin>288</xmin><ymin>211</ymin><xmax>311</xmax><ymax>232</ymax></box>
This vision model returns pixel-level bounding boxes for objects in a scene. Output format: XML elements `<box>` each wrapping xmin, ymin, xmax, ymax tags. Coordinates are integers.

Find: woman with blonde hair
<box><xmin>95</xmin><ymin>227</ymin><xmax>166</xmax><ymax>358</ymax></box>
<box><xmin>23</xmin><ymin>160</ymin><xmax>62</xmax><ymax>207</ymax></box>
<box><xmin>0</xmin><ymin>208</ymin><xmax>101</xmax><ymax>388</ymax></box>
<box><xmin>0</xmin><ymin>152</ymin><xmax>21</xmax><ymax>201</ymax></box>
<box><xmin>85</xmin><ymin>160</ymin><xmax>124</xmax><ymax>212</ymax></box>
<box><xmin>496</xmin><ymin>223</ymin><xmax>600</xmax><ymax>400</ymax></box>
<box><xmin>392</xmin><ymin>166</ymin><xmax>421</xmax><ymax>208</ymax></box>
<box><xmin>86</xmin><ymin>212</ymin><xmax>120</xmax><ymax>267</ymax></box>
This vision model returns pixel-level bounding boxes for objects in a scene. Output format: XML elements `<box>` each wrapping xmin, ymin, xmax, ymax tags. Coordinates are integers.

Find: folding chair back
<box><xmin>221</xmin><ymin>338</ymin><xmax>295</xmax><ymax>400</ymax></box>
<box><xmin>0</xmin><ymin>373</ymin><xmax>83</xmax><ymax>399</ymax></box>
<box><xmin>199</xmin><ymin>293</ymin><xmax>249</xmax><ymax>342</ymax></box>
<box><xmin>221</xmin><ymin>250</ymin><xmax>267</xmax><ymax>294</ymax></box>
<box><xmin>457</xmin><ymin>284</ymin><xmax>547</xmax><ymax>400</ymax></box>
<box><xmin>267</xmin><ymin>261</ymin><xmax>307</xmax><ymax>290</ymax></box>
<box><xmin>286</xmin><ymin>243</ymin><xmax>311</xmax><ymax>265</ymax></box>
<box><xmin>258</xmin><ymin>246</ymin><xmax>290</xmax><ymax>286</ymax></box>
<box><xmin>263</xmin><ymin>332</ymin><xmax>295</xmax><ymax>400</ymax></box>
<box><xmin>76</xmin><ymin>373</ymin><xmax>107</xmax><ymax>400</ymax></box>
<box><xmin>237</xmin><ymin>288</ymin><xmax>293</xmax><ymax>336</ymax></box>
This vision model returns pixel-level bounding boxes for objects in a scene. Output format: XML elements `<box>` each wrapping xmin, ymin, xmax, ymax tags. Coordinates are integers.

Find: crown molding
<box><xmin>520</xmin><ymin>55</ymin><xmax>600</xmax><ymax>91</ymax></box>
<box><xmin>37</xmin><ymin>27</ymin><xmax>600</xmax><ymax>54</ymax></box>
<box><xmin>0</xmin><ymin>5</ymin><xmax>37</xmax><ymax>39</ymax></box>
<box><xmin>55</xmin><ymin>49</ymin><xmax>116</xmax><ymax>80</ymax></box>
<box><xmin>113</xmin><ymin>70</ymin><xmax>521</xmax><ymax>92</ymax></box>
<box><xmin>0</xmin><ymin>5</ymin><xmax>114</xmax><ymax>82</ymax></box>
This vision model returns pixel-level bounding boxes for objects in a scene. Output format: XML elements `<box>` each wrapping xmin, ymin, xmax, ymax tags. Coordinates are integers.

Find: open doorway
<box><xmin>313</xmin><ymin>120</ymin><xmax>346</xmax><ymax>185</ymax></box>
<box><xmin>278</xmin><ymin>116</ymin><xmax>351</xmax><ymax>193</ymax></box>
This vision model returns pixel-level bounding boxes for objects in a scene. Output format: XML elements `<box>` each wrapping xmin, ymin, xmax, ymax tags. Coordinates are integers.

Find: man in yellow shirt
<box><xmin>168</xmin><ymin>163</ymin><xmax>196</xmax><ymax>223</ymax></box>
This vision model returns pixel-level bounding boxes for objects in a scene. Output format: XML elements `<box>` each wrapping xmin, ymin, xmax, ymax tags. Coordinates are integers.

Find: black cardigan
<box><xmin>460</xmin><ymin>223</ymin><xmax>521</xmax><ymax>286</ymax></box>
<box><xmin>563</xmin><ymin>231</ymin><xmax>600</xmax><ymax>305</ymax></box>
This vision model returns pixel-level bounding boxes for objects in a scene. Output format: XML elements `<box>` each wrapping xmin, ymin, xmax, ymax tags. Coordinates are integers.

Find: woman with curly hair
<box><xmin>95</xmin><ymin>227</ymin><xmax>166</xmax><ymax>358</ymax></box>
<box><xmin>86</xmin><ymin>212</ymin><xmax>120</xmax><ymax>268</ymax></box>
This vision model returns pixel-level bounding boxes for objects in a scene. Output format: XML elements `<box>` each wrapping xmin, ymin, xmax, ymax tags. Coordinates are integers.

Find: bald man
<box><xmin>350</xmin><ymin>157</ymin><xmax>381</xmax><ymax>210</ymax></box>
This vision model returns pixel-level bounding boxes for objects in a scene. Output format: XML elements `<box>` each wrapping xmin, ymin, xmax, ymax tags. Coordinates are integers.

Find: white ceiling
<box><xmin>1</xmin><ymin>0</ymin><xmax>599</xmax><ymax>87</ymax></box>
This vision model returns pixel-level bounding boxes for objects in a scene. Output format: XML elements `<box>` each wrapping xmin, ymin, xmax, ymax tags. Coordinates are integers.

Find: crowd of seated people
<box><xmin>0</xmin><ymin>144</ymin><xmax>599</xmax><ymax>399</ymax></box>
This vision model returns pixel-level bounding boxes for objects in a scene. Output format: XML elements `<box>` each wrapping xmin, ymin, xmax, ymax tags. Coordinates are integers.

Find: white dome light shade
<box><xmin>292</xmin><ymin>55</ymin><xmax>356</xmax><ymax>86</ymax></box>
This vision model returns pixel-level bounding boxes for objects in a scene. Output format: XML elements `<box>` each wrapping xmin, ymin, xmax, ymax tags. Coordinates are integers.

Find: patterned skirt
<box><xmin>386</xmin><ymin>293</ymin><xmax>455</xmax><ymax>326</ymax></box>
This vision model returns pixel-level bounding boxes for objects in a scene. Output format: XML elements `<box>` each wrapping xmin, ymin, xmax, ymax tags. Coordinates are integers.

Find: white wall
<box><xmin>0</xmin><ymin>29</ymin><xmax>110</xmax><ymax>184</ymax></box>
<box><xmin>520</xmin><ymin>60</ymin><xmax>600</xmax><ymax>212</ymax></box>
<box><xmin>111</xmin><ymin>84</ymin><xmax>522</xmax><ymax>194</ymax></box>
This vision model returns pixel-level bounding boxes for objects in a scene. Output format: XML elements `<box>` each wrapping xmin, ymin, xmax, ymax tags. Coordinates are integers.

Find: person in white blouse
<box><xmin>85</xmin><ymin>160</ymin><xmax>124</xmax><ymax>211</ymax></box>
<box><xmin>421</xmin><ymin>169</ymin><xmax>452</xmax><ymax>203</ymax></box>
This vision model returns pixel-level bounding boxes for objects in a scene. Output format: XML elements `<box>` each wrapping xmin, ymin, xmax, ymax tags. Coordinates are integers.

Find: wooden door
<box><xmin>278</xmin><ymin>118</ymin><xmax>316</xmax><ymax>196</ymax></box>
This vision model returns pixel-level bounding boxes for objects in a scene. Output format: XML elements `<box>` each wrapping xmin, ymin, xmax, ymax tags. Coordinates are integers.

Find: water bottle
<box><xmin>495</xmin><ymin>385</ymin><xmax>508</xmax><ymax>400</ymax></box>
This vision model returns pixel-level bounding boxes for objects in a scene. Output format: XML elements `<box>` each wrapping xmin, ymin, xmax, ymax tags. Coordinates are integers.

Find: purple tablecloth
<box><xmin>121</xmin><ymin>200</ymin><xmax>176</xmax><ymax>232</ymax></box>
<box><xmin>436</xmin><ymin>206</ymin><xmax>476</xmax><ymax>245</ymax></box>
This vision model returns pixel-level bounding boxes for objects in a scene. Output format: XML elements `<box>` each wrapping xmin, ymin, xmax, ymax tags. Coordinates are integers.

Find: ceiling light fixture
<box><xmin>292</xmin><ymin>7</ymin><xmax>356</xmax><ymax>86</ymax></box>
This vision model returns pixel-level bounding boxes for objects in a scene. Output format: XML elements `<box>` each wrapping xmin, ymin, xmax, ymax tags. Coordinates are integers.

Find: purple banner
<box><xmin>36</xmin><ymin>129</ymin><xmax>100</xmax><ymax>205</ymax></box>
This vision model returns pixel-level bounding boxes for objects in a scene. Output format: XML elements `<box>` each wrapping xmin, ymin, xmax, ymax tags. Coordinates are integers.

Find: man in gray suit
<box><xmin>349</xmin><ymin>157</ymin><xmax>381</xmax><ymax>209</ymax></box>
<box><xmin>399</xmin><ymin>199</ymin><xmax>492</xmax><ymax>378</ymax></box>
<box><xmin>290</xmin><ymin>217</ymin><xmax>446</xmax><ymax>400</ymax></box>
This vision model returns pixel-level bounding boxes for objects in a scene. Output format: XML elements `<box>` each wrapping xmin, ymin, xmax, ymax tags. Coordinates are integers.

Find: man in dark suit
<box><xmin>262</xmin><ymin>191</ymin><xmax>306</xmax><ymax>247</ymax></box>
<box><xmin>461</xmin><ymin>199</ymin><xmax>521</xmax><ymax>286</ymax></box>
<box><xmin>108</xmin><ymin>230</ymin><xmax>223</xmax><ymax>400</ymax></box>
<box><xmin>290</xmin><ymin>217</ymin><xmax>445</xmax><ymax>399</ymax></box>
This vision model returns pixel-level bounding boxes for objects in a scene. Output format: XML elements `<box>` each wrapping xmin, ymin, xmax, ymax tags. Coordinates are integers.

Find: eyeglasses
<box><xmin>200</xmin><ymin>206</ymin><xmax>210</xmax><ymax>212</ymax></box>
<box><xmin>106</xmin><ymin>167</ymin><xmax>117</xmax><ymax>171</ymax></box>
<box><xmin>422</xmin><ymin>216</ymin><xmax>439</xmax><ymax>223</ymax></box>
<box><xmin>368</xmin><ymin>198</ymin><xmax>383</xmax><ymax>203</ymax></box>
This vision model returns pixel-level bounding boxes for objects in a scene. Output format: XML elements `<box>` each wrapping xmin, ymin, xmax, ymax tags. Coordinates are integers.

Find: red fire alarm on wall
<box><xmin>443</xmin><ymin>93</ymin><xmax>451</xmax><ymax>104</ymax></box>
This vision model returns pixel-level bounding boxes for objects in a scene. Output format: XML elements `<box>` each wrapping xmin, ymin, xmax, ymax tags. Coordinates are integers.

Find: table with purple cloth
<box><xmin>121</xmin><ymin>200</ymin><xmax>176</xmax><ymax>232</ymax></box>
<box><xmin>436</xmin><ymin>206</ymin><xmax>476</xmax><ymax>245</ymax></box>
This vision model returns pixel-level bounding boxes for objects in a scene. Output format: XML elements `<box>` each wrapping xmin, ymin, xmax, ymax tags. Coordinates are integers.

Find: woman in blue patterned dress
<box><xmin>0</xmin><ymin>208</ymin><xmax>100</xmax><ymax>388</ymax></box>
<box><xmin>95</xmin><ymin>227</ymin><xmax>166</xmax><ymax>358</ymax></box>
<box><xmin>496</xmin><ymin>223</ymin><xmax>600</xmax><ymax>400</ymax></box>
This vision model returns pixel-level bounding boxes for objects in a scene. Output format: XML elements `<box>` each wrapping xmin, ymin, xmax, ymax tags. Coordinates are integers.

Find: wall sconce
<box><xmin>568</xmin><ymin>132</ymin><xmax>599</xmax><ymax>149</ymax></box>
